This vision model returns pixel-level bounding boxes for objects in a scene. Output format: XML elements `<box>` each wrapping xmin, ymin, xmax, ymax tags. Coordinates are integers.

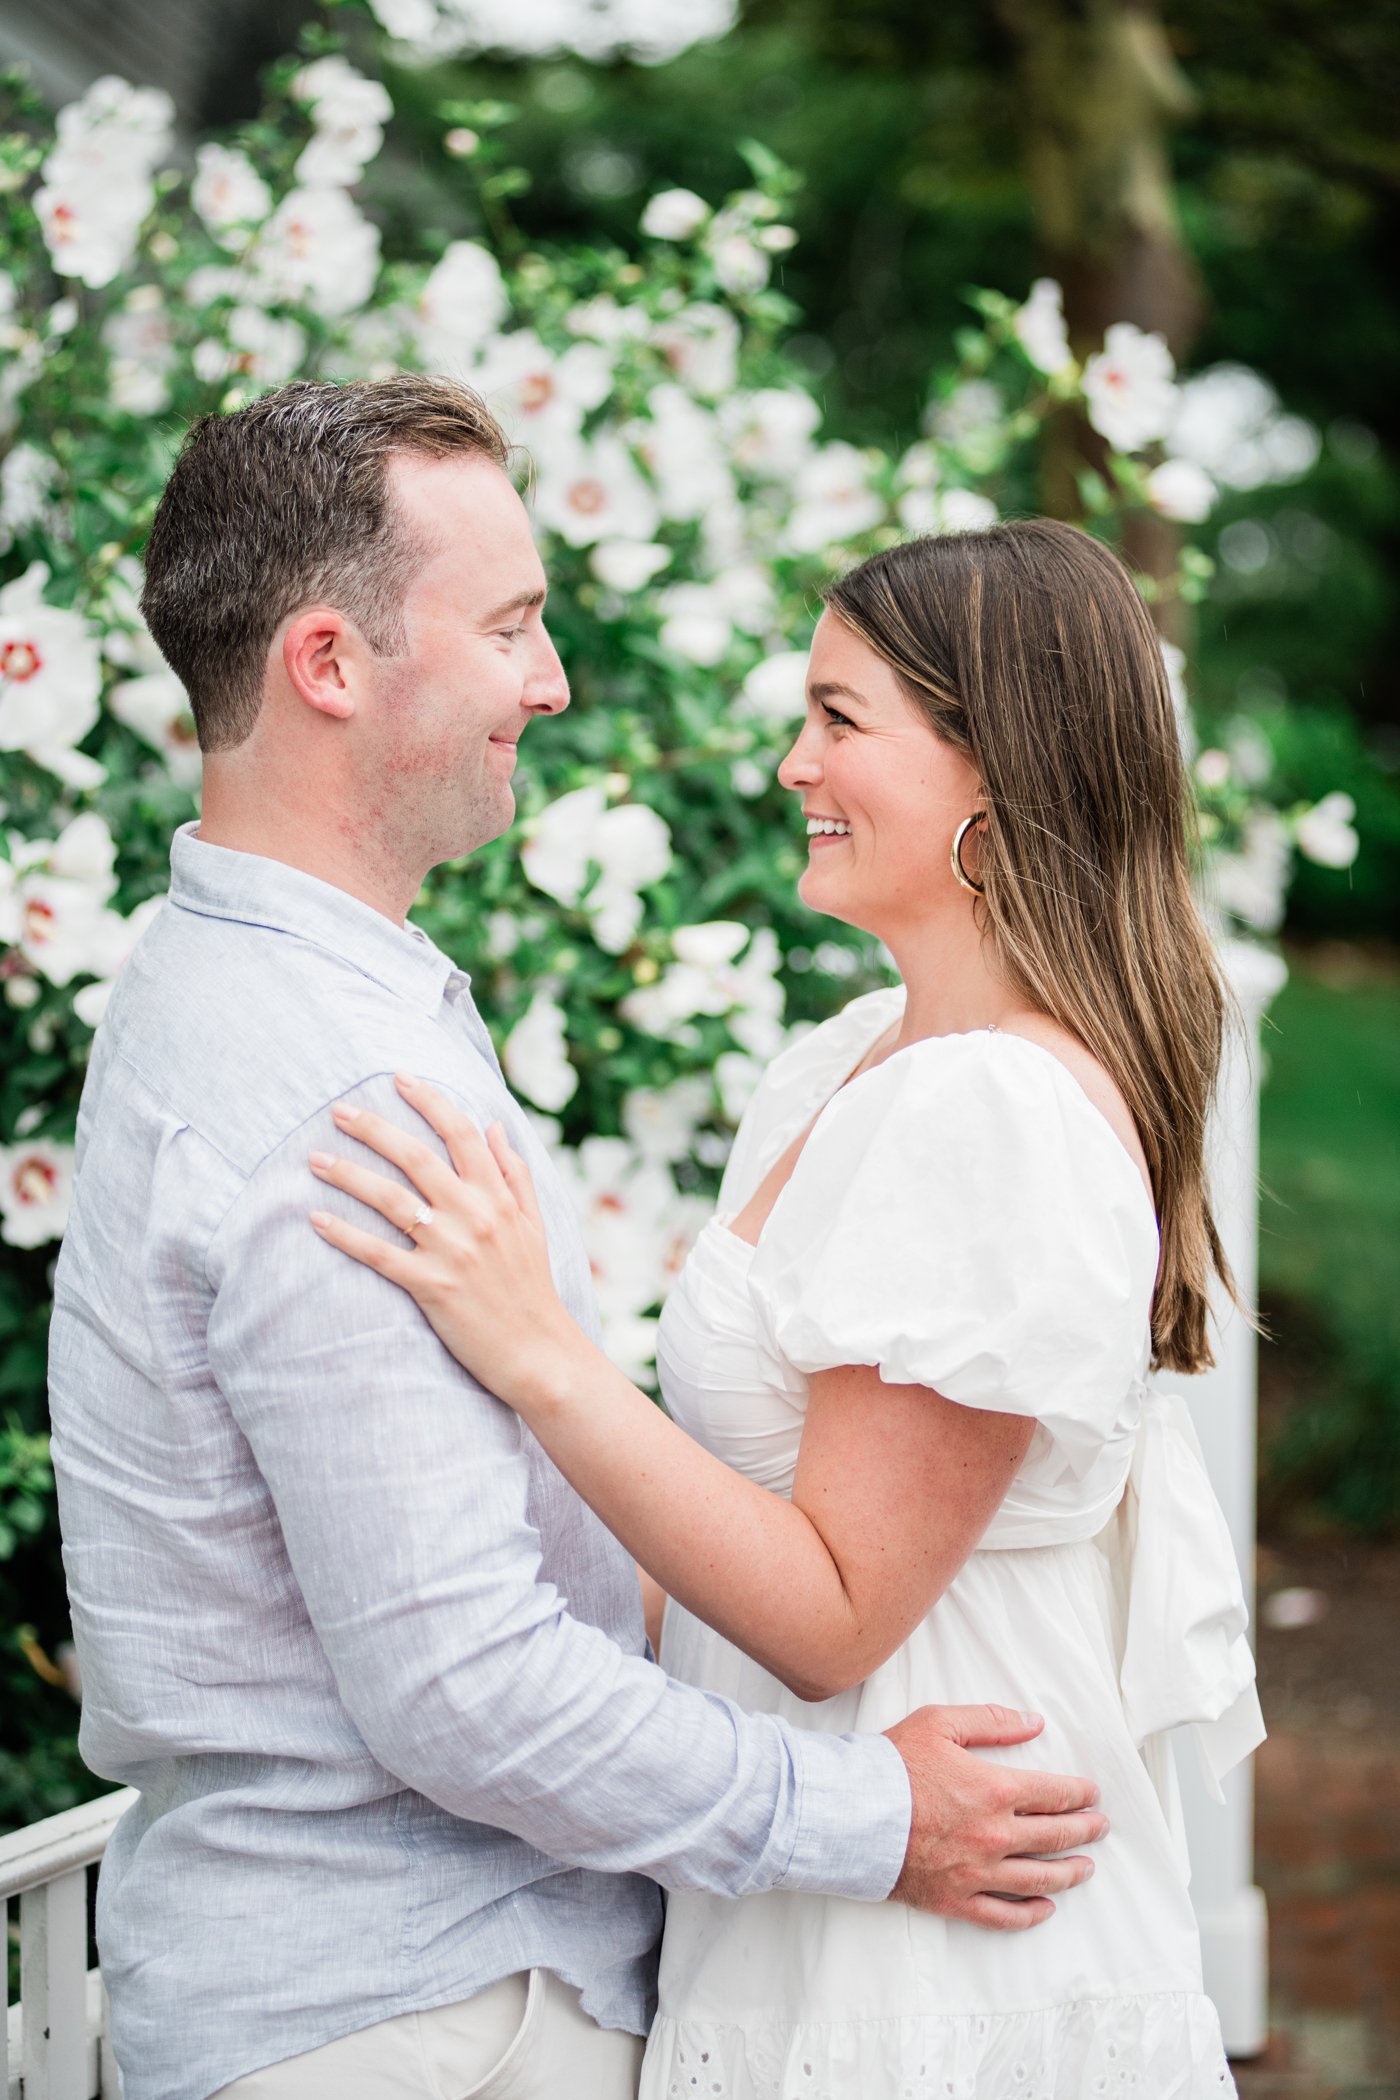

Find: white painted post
<box><xmin>1176</xmin><ymin>937</ymin><xmax>1286</xmax><ymax>2059</ymax></box>
<box><xmin>21</xmin><ymin>1867</ymin><xmax>90</xmax><ymax>2099</ymax></box>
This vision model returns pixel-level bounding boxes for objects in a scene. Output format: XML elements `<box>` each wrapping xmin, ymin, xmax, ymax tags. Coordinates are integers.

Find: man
<box><xmin>49</xmin><ymin>376</ymin><xmax>1104</xmax><ymax>2100</ymax></box>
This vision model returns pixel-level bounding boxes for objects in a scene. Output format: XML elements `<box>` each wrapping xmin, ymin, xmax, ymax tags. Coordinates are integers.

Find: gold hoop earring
<box><xmin>951</xmin><ymin>814</ymin><xmax>986</xmax><ymax>897</ymax></box>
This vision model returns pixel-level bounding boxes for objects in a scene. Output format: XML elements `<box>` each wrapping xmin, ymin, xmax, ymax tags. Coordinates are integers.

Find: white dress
<box><xmin>643</xmin><ymin>988</ymin><xmax>1264</xmax><ymax>2100</ymax></box>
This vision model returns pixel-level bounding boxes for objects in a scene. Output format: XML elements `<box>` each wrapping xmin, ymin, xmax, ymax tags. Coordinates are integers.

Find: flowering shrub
<box><xmin>0</xmin><ymin>3</ymin><xmax>1360</xmax><ymax>1811</ymax></box>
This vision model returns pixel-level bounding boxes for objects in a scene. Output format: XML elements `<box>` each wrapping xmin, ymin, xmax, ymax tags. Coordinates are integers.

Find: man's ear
<box><xmin>280</xmin><ymin>606</ymin><xmax>362</xmax><ymax>723</ymax></box>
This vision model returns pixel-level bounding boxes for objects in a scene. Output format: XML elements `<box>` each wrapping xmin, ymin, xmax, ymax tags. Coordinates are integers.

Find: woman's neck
<box><xmin>882</xmin><ymin>907</ymin><xmax>1025</xmax><ymax>1048</ymax></box>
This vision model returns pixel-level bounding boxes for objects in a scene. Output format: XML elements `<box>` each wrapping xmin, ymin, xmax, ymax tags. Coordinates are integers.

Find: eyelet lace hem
<box><xmin>643</xmin><ymin>1988</ymin><xmax>1235</xmax><ymax>2100</ymax></box>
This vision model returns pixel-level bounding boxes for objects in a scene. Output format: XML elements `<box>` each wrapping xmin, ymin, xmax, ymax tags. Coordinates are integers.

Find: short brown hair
<box><xmin>141</xmin><ymin>375</ymin><xmax>512</xmax><ymax>752</ymax></box>
<box><xmin>825</xmin><ymin>520</ymin><xmax>1236</xmax><ymax>1375</ymax></box>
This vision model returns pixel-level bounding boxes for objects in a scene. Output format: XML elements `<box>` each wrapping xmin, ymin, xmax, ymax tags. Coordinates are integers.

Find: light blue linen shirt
<box><xmin>48</xmin><ymin>822</ymin><xmax>912</xmax><ymax>2100</ymax></box>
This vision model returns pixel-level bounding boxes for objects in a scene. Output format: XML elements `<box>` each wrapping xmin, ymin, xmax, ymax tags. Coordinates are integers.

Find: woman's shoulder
<box><xmin>749</xmin><ymin>1023</ymin><xmax>1160</xmax><ymax>1447</ymax></box>
<box><xmin>817</xmin><ymin>1022</ymin><xmax>1154</xmax><ymax>1219</ymax></box>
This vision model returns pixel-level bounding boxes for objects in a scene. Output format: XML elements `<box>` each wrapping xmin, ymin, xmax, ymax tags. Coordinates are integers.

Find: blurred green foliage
<box><xmin>1258</xmin><ymin>950</ymin><xmax>1400</xmax><ymax>1536</ymax></box>
<box><xmin>389</xmin><ymin>0</ymin><xmax>1399</xmax><ymax>931</ymax></box>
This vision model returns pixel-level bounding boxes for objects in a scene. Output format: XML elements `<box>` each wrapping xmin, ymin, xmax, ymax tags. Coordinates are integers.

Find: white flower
<box><xmin>193</xmin><ymin>306</ymin><xmax>307</xmax><ymax>388</ymax></box>
<box><xmin>785</xmin><ymin>442</ymin><xmax>885</xmax><ymax>554</ymax></box>
<box><xmin>564</xmin><ymin>294</ymin><xmax>650</xmax><ymax>346</ymax></box>
<box><xmin>620</xmin><ymin>921</ymin><xmax>784</xmax><ymax>1054</ymax></box>
<box><xmin>1145</xmin><ymin>457</ymin><xmax>1216</xmax><ymax>524</ymax></box>
<box><xmin>641</xmin><ymin>188</ymin><xmax>710</xmax><ymax>241</ymax></box>
<box><xmin>673</xmin><ymin>921</ymin><xmax>750</xmax><ymax>971</ymax></box>
<box><xmin>5</xmin><ymin>812</ymin><xmax>129</xmax><ymax>988</ymax></box>
<box><xmin>633</xmin><ymin>384</ymin><xmax>733</xmax><ymax>522</ymax></box>
<box><xmin>1081</xmin><ymin>323</ymin><xmax>1179</xmax><ymax>454</ymax></box>
<box><xmin>34</xmin><ymin>77</ymin><xmax>174</xmax><ymax>289</ymax></box>
<box><xmin>102</xmin><ymin>286</ymin><xmax>177</xmax><ymax>415</ymax></box>
<box><xmin>1169</xmin><ymin>364</ymin><xmax>1320</xmax><ymax>490</ymax></box>
<box><xmin>502</xmin><ymin>987</ymin><xmax>577</xmax><ymax>1111</ymax></box>
<box><xmin>653</xmin><ymin>303</ymin><xmax>740</xmax><ymax>400</ymax></box>
<box><xmin>553</xmin><ymin>1136</ymin><xmax>677</xmax><ymax>1348</ymax></box>
<box><xmin>473</xmin><ymin>328</ymin><xmax>611</xmax><ymax>444</ymax></box>
<box><xmin>586</xmin><ymin>803</ymin><xmax>673</xmax><ymax>952</ymax></box>
<box><xmin>1013</xmin><ymin>277</ymin><xmax>1073</xmax><ymax>376</ymax></box>
<box><xmin>363</xmin><ymin>0</ymin><xmax>441</xmax><ymax>41</ymax></box>
<box><xmin>736</xmin><ymin>650</ymin><xmax>808</xmax><ymax>725</ymax></box>
<box><xmin>0</xmin><ymin>1139</ymin><xmax>75</xmax><ymax>1248</ymax></box>
<box><xmin>1295</xmin><ymin>791</ymin><xmax>1359</xmax><ymax>870</ymax></box>
<box><xmin>523</xmin><ymin>785</ymin><xmax>673</xmax><ymax>952</ymax></box>
<box><xmin>1209</xmin><ymin>809</ymin><xmax>1290</xmax><ymax>934</ymax></box>
<box><xmin>532</xmin><ymin>429</ymin><xmax>660</xmax><ymax>548</ymax></box>
<box><xmin>656</xmin><ymin>582</ymin><xmax>732</xmax><ymax>667</ymax></box>
<box><xmin>588</xmin><ymin>540</ymin><xmax>672</xmax><ymax>593</ymax></box>
<box><xmin>383</xmin><ymin>0</ymin><xmax>737</xmax><ymax>65</ymax></box>
<box><xmin>0</xmin><ymin>563</ymin><xmax>105</xmax><ymax>787</ymax></box>
<box><xmin>254</xmin><ymin>187</ymin><xmax>381</xmax><ymax>319</ymax></box>
<box><xmin>622</xmin><ymin>1075</ymin><xmax>712</xmax><ymax>1162</ymax></box>
<box><xmin>293</xmin><ymin>58</ymin><xmax>392</xmax><ymax>188</ymax></box>
<box><xmin>720</xmin><ymin>387</ymin><xmax>820</xmax><ymax>481</ymax></box>
<box><xmin>108</xmin><ymin>669</ymin><xmax>202</xmax><ymax>786</ymax></box>
<box><xmin>191</xmin><ymin>144</ymin><xmax>272</xmax><ymax>251</ymax></box>
<box><xmin>705</xmin><ymin>214</ymin><xmax>770</xmax><ymax>297</ymax></box>
<box><xmin>0</xmin><ymin>443</ymin><xmax>58</xmax><ymax>548</ymax></box>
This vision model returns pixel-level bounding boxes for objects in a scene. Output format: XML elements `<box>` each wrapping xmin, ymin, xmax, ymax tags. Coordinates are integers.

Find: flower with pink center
<box><xmin>0</xmin><ymin>1138</ymin><xmax>76</xmax><ymax>1248</ymax></box>
<box><xmin>34</xmin><ymin>77</ymin><xmax>174</xmax><ymax>289</ymax></box>
<box><xmin>472</xmin><ymin>329</ymin><xmax>611</xmax><ymax>445</ymax></box>
<box><xmin>0</xmin><ymin>563</ymin><xmax>105</xmax><ymax>787</ymax></box>
<box><xmin>532</xmin><ymin>430</ymin><xmax>660</xmax><ymax>548</ymax></box>
<box><xmin>1081</xmin><ymin>323</ymin><xmax>1179</xmax><ymax>454</ymax></box>
<box><xmin>254</xmin><ymin>187</ymin><xmax>381</xmax><ymax>319</ymax></box>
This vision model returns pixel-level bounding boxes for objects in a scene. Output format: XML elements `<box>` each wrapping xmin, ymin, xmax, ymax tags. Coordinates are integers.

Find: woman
<box><xmin>308</xmin><ymin>519</ymin><xmax>1262</xmax><ymax>2096</ymax></box>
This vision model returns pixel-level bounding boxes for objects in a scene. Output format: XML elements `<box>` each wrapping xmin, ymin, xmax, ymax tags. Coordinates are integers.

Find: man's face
<box><xmin>365</xmin><ymin>451</ymin><xmax>569</xmax><ymax>868</ymax></box>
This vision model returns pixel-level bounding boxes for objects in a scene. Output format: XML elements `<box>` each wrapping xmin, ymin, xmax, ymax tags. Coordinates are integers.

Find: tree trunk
<box><xmin>996</xmin><ymin>0</ymin><xmax>1203</xmax><ymax>636</ymax></box>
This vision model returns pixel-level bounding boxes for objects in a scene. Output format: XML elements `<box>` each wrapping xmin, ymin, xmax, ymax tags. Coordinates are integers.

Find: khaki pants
<box><xmin>209</xmin><ymin>1969</ymin><xmax>644</xmax><ymax>2100</ymax></box>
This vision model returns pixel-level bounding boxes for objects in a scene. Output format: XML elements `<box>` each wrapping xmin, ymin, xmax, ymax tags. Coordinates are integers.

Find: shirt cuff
<box><xmin>774</xmin><ymin>1728</ymin><xmax>912</xmax><ymax>1900</ymax></box>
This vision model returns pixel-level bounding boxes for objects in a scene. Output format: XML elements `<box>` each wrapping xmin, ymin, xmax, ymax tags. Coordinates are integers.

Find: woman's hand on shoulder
<box><xmin>307</xmin><ymin>1074</ymin><xmax>581</xmax><ymax>1411</ymax></box>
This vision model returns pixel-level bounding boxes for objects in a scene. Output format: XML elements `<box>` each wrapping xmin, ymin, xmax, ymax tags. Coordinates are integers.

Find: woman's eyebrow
<box><xmin>807</xmin><ymin>680</ymin><xmax>868</xmax><ymax>708</ymax></box>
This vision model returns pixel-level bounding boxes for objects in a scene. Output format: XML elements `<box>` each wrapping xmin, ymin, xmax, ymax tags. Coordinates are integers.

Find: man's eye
<box><xmin>499</xmin><ymin>624</ymin><xmax>525</xmax><ymax>642</ymax></box>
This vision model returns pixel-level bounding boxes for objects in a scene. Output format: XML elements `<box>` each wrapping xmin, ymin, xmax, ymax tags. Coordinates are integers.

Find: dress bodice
<box><xmin>657</xmin><ymin>987</ymin><xmax>1158</xmax><ymax>1550</ymax></box>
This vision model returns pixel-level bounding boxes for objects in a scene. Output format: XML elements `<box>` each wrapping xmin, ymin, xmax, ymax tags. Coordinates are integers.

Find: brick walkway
<box><xmin>1231</xmin><ymin>1543</ymin><xmax>1400</xmax><ymax>2097</ymax></box>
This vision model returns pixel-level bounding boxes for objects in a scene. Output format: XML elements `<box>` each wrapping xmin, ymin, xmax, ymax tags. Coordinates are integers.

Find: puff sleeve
<box><xmin>746</xmin><ymin>1031</ymin><xmax>1161</xmax><ymax>1484</ymax></box>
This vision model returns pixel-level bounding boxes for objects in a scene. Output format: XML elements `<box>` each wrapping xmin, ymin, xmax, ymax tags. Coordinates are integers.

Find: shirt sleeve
<box><xmin>748</xmin><ymin>1033</ymin><xmax>1161</xmax><ymax>1482</ymax></box>
<box><xmin>205</xmin><ymin>1071</ymin><xmax>911</xmax><ymax>1901</ymax></box>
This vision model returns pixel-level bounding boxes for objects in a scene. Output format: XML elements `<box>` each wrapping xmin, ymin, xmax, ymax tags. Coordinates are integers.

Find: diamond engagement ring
<box><xmin>409</xmin><ymin>1202</ymin><xmax>434</xmax><ymax>1232</ymax></box>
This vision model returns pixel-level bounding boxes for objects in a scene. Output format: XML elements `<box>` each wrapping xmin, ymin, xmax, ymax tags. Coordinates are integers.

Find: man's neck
<box><xmin>194</xmin><ymin>797</ymin><xmax>420</xmax><ymax>927</ymax></box>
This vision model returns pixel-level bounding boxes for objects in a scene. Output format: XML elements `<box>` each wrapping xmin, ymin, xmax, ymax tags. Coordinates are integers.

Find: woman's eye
<box><xmin>822</xmin><ymin>704</ymin><xmax>853</xmax><ymax>729</ymax></box>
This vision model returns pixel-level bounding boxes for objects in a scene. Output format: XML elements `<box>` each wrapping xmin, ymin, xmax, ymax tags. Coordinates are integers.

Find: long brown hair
<box><xmin>824</xmin><ymin>518</ymin><xmax>1235</xmax><ymax>1374</ymax></box>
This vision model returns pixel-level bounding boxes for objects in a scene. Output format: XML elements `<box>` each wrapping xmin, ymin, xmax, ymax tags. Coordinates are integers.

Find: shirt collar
<box><xmin>167</xmin><ymin>821</ymin><xmax>459</xmax><ymax>1014</ymax></box>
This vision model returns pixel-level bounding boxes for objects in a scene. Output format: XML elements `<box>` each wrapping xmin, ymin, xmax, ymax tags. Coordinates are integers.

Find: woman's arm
<box><xmin>308</xmin><ymin>1079</ymin><xmax>1032</xmax><ymax>1702</ymax></box>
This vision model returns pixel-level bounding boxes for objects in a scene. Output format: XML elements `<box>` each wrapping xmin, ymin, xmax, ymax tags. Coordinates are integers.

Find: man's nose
<box><xmin>529</xmin><ymin>632</ymin><xmax>570</xmax><ymax>716</ymax></box>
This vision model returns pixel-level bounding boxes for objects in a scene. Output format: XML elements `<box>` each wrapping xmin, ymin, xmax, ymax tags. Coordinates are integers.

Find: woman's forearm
<box><xmin>524</xmin><ymin>1332</ymin><xmax>861</xmax><ymax>1699</ymax></box>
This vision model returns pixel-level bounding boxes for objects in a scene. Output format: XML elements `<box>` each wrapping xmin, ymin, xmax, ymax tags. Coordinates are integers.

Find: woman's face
<box><xmin>777</xmin><ymin>610</ymin><xmax>983</xmax><ymax>940</ymax></box>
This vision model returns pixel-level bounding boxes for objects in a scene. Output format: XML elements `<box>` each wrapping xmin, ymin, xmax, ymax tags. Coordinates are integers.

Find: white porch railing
<box><xmin>1</xmin><ymin>1788</ymin><xmax>134</xmax><ymax>2100</ymax></box>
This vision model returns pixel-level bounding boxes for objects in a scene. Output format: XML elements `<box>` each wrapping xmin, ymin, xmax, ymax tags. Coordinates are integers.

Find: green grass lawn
<box><xmin>1257</xmin><ymin>945</ymin><xmax>1400</xmax><ymax>1535</ymax></box>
